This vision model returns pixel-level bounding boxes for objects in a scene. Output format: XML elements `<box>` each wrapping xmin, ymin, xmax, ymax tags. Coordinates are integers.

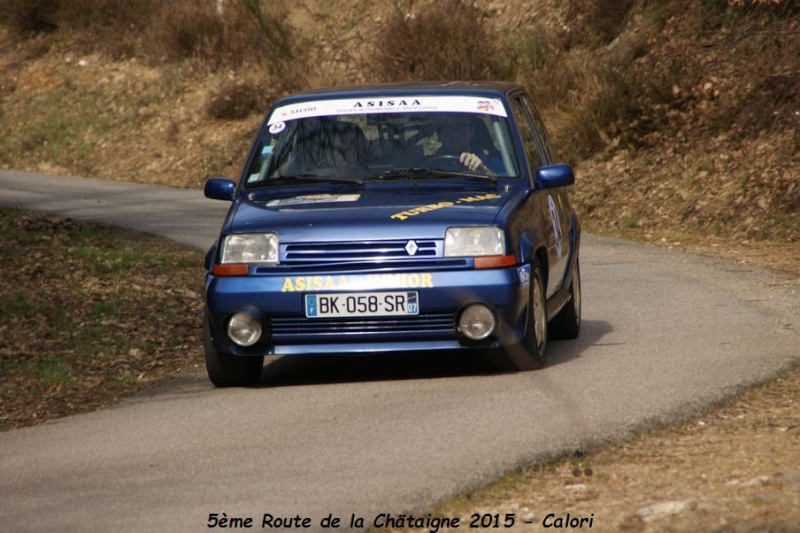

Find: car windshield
<box><xmin>242</xmin><ymin>95</ymin><xmax>521</xmax><ymax>188</ymax></box>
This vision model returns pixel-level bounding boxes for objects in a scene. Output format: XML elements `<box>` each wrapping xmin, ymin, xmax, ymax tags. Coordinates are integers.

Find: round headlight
<box><xmin>227</xmin><ymin>313</ymin><xmax>262</xmax><ymax>347</ymax></box>
<box><xmin>458</xmin><ymin>304</ymin><xmax>497</xmax><ymax>341</ymax></box>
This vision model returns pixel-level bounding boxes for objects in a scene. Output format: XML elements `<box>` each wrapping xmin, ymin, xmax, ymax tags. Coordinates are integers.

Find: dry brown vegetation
<box><xmin>372</xmin><ymin>0</ymin><xmax>512</xmax><ymax>82</ymax></box>
<box><xmin>0</xmin><ymin>0</ymin><xmax>796</xmax><ymax>243</ymax></box>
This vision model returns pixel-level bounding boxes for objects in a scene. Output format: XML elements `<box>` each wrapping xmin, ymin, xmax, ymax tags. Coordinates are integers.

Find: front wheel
<box><xmin>484</xmin><ymin>259</ymin><xmax>547</xmax><ymax>371</ymax></box>
<box><xmin>204</xmin><ymin>319</ymin><xmax>263</xmax><ymax>387</ymax></box>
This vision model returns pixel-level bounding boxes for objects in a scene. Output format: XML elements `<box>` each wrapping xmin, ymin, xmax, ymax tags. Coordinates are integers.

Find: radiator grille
<box><xmin>271</xmin><ymin>313</ymin><xmax>454</xmax><ymax>337</ymax></box>
<box><xmin>282</xmin><ymin>239</ymin><xmax>439</xmax><ymax>263</ymax></box>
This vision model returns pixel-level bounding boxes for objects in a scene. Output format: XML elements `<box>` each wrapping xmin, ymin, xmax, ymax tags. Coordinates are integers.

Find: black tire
<box><xmin>550</xmin><ymin>258</ymin><xmax>581</xmax><ymax>340</ymax></box>
<box><xmin>484</xmin><ymin>259</ymin><xmax>547</xmax><ymax>371</ymax></box>
<box><xmin>204</xmin><ymin>319</ymin><xmax>263</xmax><ymax>387</ymax></box>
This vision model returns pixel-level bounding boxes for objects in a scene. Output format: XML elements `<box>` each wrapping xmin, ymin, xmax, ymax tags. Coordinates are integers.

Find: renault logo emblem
<box><xmin>405</xmin><ymin>240</ymin><xmax>418</xmax><ymax>256</ymax></box>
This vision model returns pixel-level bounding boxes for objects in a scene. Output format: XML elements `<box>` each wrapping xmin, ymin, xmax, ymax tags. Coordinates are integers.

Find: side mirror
<box><xmin>204</xmin><ymin>178</ymin><xmax>237</xmax><ymax>201</ymax></box>
<box><xmin>536</xmin><ymin>164</ymin><xmax>575</xmax><ymax>189</ymax></box>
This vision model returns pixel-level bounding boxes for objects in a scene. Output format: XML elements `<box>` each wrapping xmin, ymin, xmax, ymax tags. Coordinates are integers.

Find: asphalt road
<box><xmin>1</xmin><ymin>170</ymin><xmax>798</xmax><ymax>532</ymax></box>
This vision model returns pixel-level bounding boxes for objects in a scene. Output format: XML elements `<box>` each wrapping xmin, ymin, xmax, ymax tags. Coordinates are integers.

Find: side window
<box><xmin>520</xmin><ymin>95</ymin><xmax>555</xmax><ymax>163</ymax></box>
<box><xmin>509</xmin><ymin>99</ymin><xmax>543</xmax><ymax>173</ymax></box>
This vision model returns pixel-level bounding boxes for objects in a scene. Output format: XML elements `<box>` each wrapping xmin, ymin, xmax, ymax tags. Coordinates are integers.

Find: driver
<box><xmin>431</xmin><ymin>116</ymin><xmax>499</xmax><ymax>175</ymax></box>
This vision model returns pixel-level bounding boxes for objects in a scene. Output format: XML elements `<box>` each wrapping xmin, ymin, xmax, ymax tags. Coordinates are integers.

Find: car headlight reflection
<box><xmin>444</xmin><ymin>226</ymin><xmax>505</xmax><ymax>257</ymax></box>
<box><xmin>221</xmin><ymin>233</ymin><xmax>279</xmax><ymax>264</ymax></box>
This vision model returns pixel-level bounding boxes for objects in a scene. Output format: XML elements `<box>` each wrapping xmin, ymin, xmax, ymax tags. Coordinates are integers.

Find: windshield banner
<box><xmin>268</xmin><ymin>96</ymin><xmax>507</xmax><ymax>125</ymax></box>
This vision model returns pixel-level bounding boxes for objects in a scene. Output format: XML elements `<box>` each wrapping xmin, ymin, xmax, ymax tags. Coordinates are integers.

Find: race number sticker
<box><xmin>268</xmin><ymin>121</ymin><xmax>286</xmax><ymax>134</ymax></box>
<box><xmin>548</xmin><ymin>195</ymin><xmax>564</xmax><ymax>260</ymax></box>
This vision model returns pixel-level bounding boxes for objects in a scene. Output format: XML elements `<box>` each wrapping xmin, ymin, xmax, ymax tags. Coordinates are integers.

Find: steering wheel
<box><xmin>426</xmin><ymin>154</ymin><xmax>467</xmax><ymax>171</ymax></box>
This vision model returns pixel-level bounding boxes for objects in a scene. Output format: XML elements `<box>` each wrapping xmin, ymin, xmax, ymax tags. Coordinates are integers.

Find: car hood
<box><xmin>226</xmin><ymin>187</ymin><xmax>524</xmax><ymax>241</ymax></box>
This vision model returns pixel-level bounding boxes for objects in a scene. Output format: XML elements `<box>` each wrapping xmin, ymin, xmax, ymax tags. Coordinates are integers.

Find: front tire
<box><xmin>484</xmin><ymin>259</ymin><xmax>547</xmax><ymax>371</ymax></box>
<box><xmin>204</xmin><ymin>319</ymin><xmax>263</xmax><ymax>387</ymax></box>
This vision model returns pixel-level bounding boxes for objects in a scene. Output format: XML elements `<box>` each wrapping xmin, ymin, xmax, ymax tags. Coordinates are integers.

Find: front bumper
<box><xmin>205</xmin><ymin>265</ymin><xmax>531</xmax><ymax>356</ymax></box>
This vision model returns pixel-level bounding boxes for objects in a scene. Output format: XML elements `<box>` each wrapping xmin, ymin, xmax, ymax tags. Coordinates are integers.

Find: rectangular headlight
<box><xmin>444</xmin><ymin>226</ymin><xmax>505</xmax><ymax>257</ymax></box>
<box><xmin>221</xmin><ymin>233</ymin><xmax>279</xmax><ymax>264</ymax></box>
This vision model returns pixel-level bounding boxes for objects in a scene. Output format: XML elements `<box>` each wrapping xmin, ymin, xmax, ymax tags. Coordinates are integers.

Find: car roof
<box><xmin>274</xmin><ymin>81</ymin><xmax>524</xmax><ymax>106</ymax></box>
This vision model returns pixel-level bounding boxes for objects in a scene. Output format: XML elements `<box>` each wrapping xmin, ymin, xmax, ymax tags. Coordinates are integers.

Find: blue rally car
<box><xmin>203</xmin><ymin>82</ymin><xmax>581</xmax><ymax>386</ymax></box>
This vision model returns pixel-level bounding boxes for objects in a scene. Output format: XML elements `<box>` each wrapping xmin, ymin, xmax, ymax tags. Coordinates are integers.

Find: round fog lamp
<box><xmin>459</xmin><ymin>304</ymin><xmax>496</xmax><ymax>341</ymax></box>
<box><xmin>227</xmin><ymin>313</ymin><xmax>262</xmax><ymax>347</ymax></box>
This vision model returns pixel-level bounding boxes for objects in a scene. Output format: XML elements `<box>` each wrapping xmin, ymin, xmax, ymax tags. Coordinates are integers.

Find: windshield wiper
<box><xmin>251</xmin><ymin>174</ymin><xmax>365</xmax><ymax>188</ymax></box>
<box><xmin>370</xmin><ymin>168</ymin><xmax>497</xmax><ymax>182</ymax></box>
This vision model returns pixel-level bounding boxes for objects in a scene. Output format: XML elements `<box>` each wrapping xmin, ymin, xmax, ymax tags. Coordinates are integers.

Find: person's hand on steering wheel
<box><xmin>459</xmin><ymin>152</ymin><xmax>488</xmax><ymax>172</ymax></box>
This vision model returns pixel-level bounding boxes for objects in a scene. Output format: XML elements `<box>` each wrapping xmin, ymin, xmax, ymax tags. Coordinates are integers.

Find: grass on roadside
<box><xmin>0</xmin><ymin>208</ymin><xmax>205</xmax><ymax>431</ymax></box>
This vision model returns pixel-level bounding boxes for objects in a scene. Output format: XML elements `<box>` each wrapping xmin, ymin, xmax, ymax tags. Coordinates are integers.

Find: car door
<box><xmin>508</xmin><ymin>93</ymin><xmax>571</xmax><ymax>297</ymax></box>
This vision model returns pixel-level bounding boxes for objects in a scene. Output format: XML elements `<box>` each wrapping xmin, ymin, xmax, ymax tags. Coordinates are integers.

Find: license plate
<box><xmin>305</xmin><ymin>291</ymin><xmax>419</xmax><ymax>318</ymax></box>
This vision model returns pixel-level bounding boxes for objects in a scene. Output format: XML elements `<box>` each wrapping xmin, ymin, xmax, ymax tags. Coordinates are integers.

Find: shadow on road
<box><xmin>257</xmin><ymin>349</ymin><xmax>491</xmax><ymax>387</ymax></box>
<box><xmin>254</xmin><ymin>319</ymin><xmax>613</xmax><ymax>388</ymax></box>
<box><xmin>545</xmin><ymin>319</ymin><xmax>614</xmax><ymax>368</ymax></box>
